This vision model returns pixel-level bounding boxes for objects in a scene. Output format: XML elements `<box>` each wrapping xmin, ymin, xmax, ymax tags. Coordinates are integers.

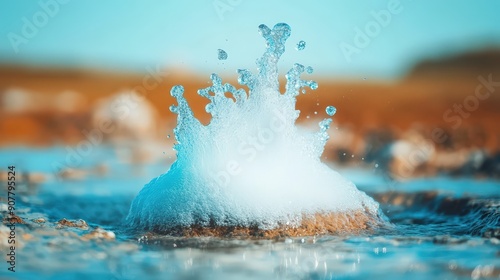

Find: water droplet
<box><xmin>306</xmin><ymin>66</ymin><xmax>313</xmax><ymax>74</ymax></box>
<box><xmin>351</xmin><ymin>154</ymin><xmax>354</xmax><ymax>158</ymax></box>
<box><xmin>314</xmin><ymin>111</ymin><xmax>317</xmax><ymax>115</ymax></box>
<box><xmin>306</xmin><ymin>115</ymin><xmax>310</xmax><ymax>119</ymax></box>
<box><xmin>167</xmin><ymin>134</ymin><xmax>171</xmax><ymax>138</ymax></box>
<box><xmin>171</xmin><ymin>85</ymin><xmax>184</xmax><ymax>98</ymax></box>
<box><xmin>326</xmin><ymin>106</ymin><xmax>336</xmax><ymax>116</ymax></box>
<box><xmin>218</xmin><ymin>49</ymin><xmax>228</xmax><ymax>60</ymax></box>
<box><xmin>301</xmin><ymin>89</ymin><xmax>306</xmax><ymax>94</ymax></box>
<box><xmin>296</xmin><ymin>40</ymin><xmax>306</xmax><ymax>51</ymax></box>
<box><xmin>310</xmin><ymin>81</ymin><xmax>318</xmax><ymax>90</ymax></box>
<box><xmin>375</xmin><ymin>163</ymin><xmax>379</xmax><ymax>168</ymax></box>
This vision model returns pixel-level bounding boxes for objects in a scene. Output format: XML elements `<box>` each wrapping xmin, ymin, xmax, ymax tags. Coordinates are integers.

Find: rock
<box><xmin>32</xmin><ymin>218</ymin><xmax>46</xmax><ymax>223</ymax></box>
<box><xmin>56</xmin><ymin>218</ymin><xmax>89</xmax><ymax>230</ymax></box>
<box><xmin>143</xmin><ymin>210</ymin><xmax>383</xmax><ymax>239</ymax></box>
<box><xmin>3</xmin><ymin>214</ymin><xmax>25</xmax><ymax>224</ymax></box>
<box><xmin>82</xmin><ymin>227</ymin><xmax>115</xmax><ymax>241</ymax></box>
<box><xmin>482</xmin><ymin>228</ymin><xmax>500</xmax><ymax>239</ymax></box>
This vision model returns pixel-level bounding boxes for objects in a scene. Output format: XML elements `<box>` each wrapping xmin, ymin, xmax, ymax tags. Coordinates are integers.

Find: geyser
<box><xmin>127</xmin><ymin>23</ymin><xmax>384</xmax><ymax>237</ymax></box>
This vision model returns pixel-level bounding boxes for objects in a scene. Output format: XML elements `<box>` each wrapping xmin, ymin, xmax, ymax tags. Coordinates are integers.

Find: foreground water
<box><xmin>0</xmin><ymin>147</ymin><xmax>499</xmax><ymax>279</ymax></box>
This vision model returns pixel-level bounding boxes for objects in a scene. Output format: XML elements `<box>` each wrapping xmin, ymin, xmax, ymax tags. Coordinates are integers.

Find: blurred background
<box><xmin>1</xmin><ymin>0</ymin><xmax>500</xmax><ymax>186</ymax></box>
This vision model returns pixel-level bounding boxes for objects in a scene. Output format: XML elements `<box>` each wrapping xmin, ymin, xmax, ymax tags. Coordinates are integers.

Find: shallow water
<box><xmin>1</xmin><ymin>147</ymin><xmax>499</xmax><ymax>279</ymax></box>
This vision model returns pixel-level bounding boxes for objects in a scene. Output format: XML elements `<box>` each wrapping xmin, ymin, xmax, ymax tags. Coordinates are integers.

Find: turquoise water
<box><xmin>0</xmin><ymin>147</ymin><xmax>499</xmax><ymax>279</ymax></box>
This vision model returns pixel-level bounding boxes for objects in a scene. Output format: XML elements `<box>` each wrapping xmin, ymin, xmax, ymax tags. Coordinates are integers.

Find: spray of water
<box><xmin>127</xmin><ymin>23</ymin><xmax>381</xmax><ymax>232</ymax></box>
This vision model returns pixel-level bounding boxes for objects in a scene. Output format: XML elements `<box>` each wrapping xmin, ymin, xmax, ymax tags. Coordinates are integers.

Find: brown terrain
<box><xmin>1</xmin><ymin>49</ymin><xmax>499</xmax><ymax>178</ymax></box>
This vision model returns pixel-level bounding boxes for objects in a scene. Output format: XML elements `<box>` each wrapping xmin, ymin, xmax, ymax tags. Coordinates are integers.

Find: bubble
<box><xmin>296</xmin><ymin>40</ymin><xmax>306</xmax><ymax>51</ymax></box>
<box><xmin>218</xmin><ymin>49</ymin><xmax>228</xmax><ymax>60</ymax></box>
<box><xmin>326</xmin><ymin>106</ymin><xmax>337</xmax><ymax>116</ymax></box>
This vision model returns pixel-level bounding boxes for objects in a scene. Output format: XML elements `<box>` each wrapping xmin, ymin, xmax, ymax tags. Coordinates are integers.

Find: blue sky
<box><xmin>1</xmin><ymin>0</ymin><xmax>499</xmax><ymax>79</ymax></box>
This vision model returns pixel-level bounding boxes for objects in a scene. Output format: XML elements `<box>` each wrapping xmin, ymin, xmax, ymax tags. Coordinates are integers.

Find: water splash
<box><xmin>127</xmin><ymin>23</ymin><xmax>380</xmax><ymax>232</ymax></box>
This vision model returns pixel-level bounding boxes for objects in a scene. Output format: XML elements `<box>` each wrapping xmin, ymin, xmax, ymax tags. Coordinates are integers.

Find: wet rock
<box><xmin>56</xmin><ymin>218</ymin><xmax>89</xmax><ymax>230</ymax></box>
<box><xmin>32</xmin><ymin>218</ymin><xmax>46</xmax><ymax>223</ymax></box>
<box><xmin>3</xmin><ymin>214</ymin><xmax>25</xmax><ymax>224</ymax></box>
<box><xmin>482</xmin><ymin>228</ymin><xmax>500</xmax><ymax>238</ymax></box>
<box><xmin>82</xmin><ymin>227</ymin><xmax>115</xmax><ymax>241</ymax></box>
<box><xmin>478</xmin><ymin>152</ymin><xmax>500</xmax><ymax>178</ymax></box>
